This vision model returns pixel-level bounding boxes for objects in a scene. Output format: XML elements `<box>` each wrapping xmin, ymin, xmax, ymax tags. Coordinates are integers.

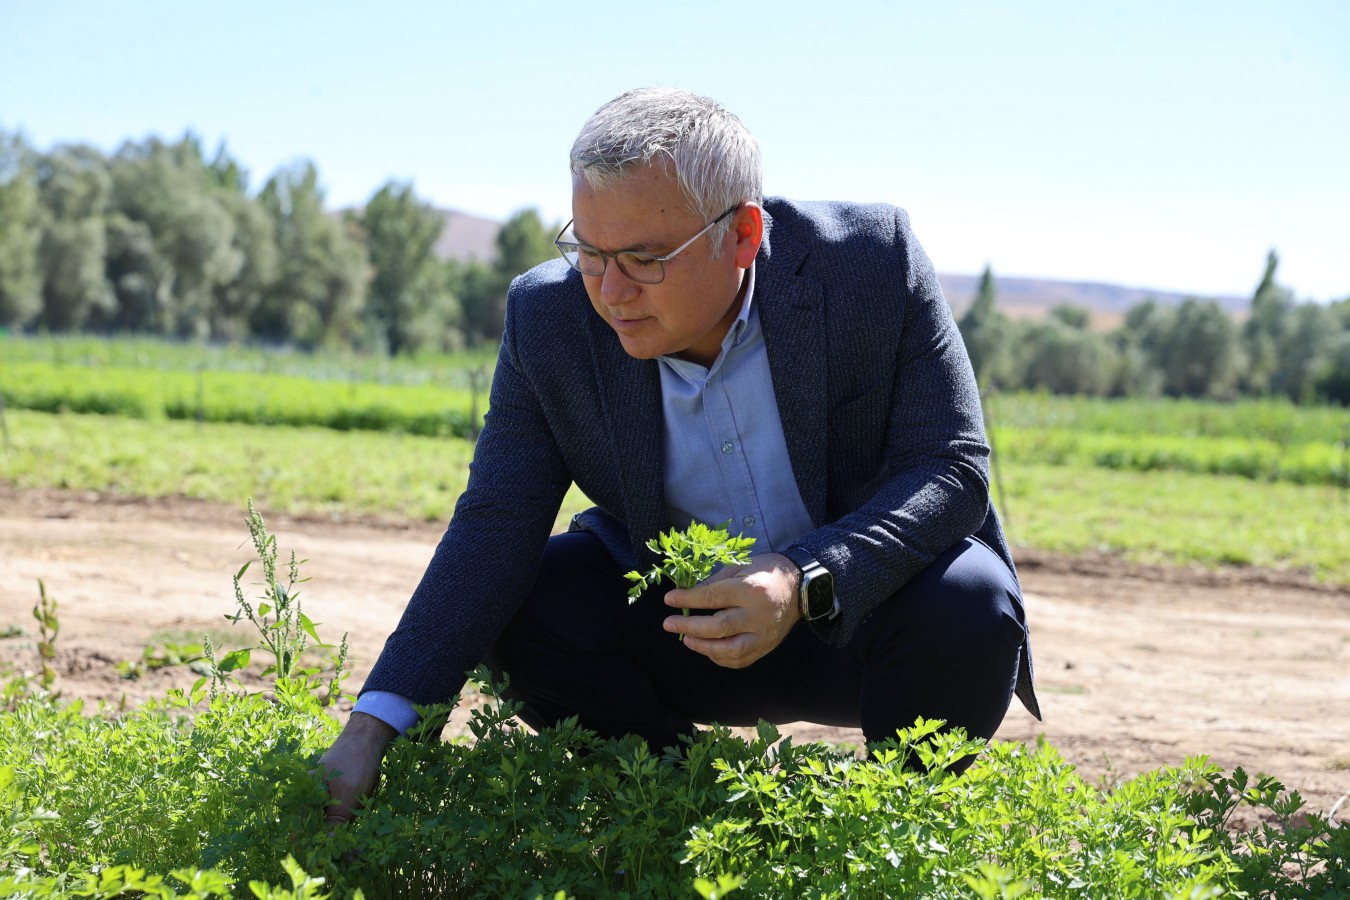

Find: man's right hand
<box><xmin>316</xmin><ymin>711</ymin><xmax>398</xmax><ymax>827</ymax></box>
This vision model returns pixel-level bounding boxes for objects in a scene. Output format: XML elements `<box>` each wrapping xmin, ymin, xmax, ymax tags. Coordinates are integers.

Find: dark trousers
<box><xmin>484</xmin><ymin>531</ymin><xmax>1026</xmax><ymax>752</ymax></box>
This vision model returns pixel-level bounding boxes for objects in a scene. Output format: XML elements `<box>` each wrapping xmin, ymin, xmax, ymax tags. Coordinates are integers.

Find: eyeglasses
<box><xmin>554</xmin><ymin>204</ymin><xmax>741</xmax><ymax>285</ymax></box>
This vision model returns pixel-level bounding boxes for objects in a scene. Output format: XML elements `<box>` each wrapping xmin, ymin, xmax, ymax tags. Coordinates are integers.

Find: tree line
<box><xmin>0</xmin><ymin>131</ymin><xmax>557</xmax><ymax>353</ymax></box>
<box><xmin>4</xmin><ymin>128</ymin><xmax>1348</xmax><ymax>406</ymax></box>
<box><xmin>959</xmin><ymin>257</ymin><xmax>1350</xmax><ymax>406</ymax></box>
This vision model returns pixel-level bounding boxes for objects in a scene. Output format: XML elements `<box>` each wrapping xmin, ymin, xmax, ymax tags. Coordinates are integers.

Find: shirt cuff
<box><xmin>352</xmin><ymin>690</ymin><xmax>421</xmax><ymax>735</ymax></box>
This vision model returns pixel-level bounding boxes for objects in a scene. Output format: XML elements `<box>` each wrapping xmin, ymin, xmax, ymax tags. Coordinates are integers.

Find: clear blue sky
<box><xmin>2</xmin><ymin>1</ymin><xmax>1346</xmax><ymax>301</ymax></box>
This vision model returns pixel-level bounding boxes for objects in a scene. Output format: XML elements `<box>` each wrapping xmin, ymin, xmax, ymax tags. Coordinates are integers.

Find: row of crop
<box><xmin>987</xmin><ymin>391</ymin><xmax>1350</xmax><ymax>445</ymax></box>
<box><xmin>1</xmin><ymin>333</ymin><xmax>498</xmax><ymax>387</ymax></box>
<box><xmin>1</xmin><ymin>361</ymin><xmax>483</xmax><ymax>439</ymax></box>
<box><xmin>994</xmin><ymin>424</ymin><xmax>1350</xmax><ymax>487</ymax></box>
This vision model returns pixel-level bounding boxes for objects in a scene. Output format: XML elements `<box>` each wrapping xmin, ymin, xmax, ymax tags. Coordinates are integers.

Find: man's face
<box><xmin>570</xmin><ymin>165</ymin><xmax>759</xmax><ymax>368</ymax></box>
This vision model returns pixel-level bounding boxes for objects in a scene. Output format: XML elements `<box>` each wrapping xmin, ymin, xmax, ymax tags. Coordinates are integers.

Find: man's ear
<box><xmin>732</xmin><ymin>203</ymin><xmax>764</xmax><ymax>269</ymax></box>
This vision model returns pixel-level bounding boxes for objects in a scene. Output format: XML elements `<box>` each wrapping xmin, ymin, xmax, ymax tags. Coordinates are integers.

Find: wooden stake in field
<box><xmin>0</xmin><ymin>383</ymin><xmax>9</xmax><ymax>449</ymax></box>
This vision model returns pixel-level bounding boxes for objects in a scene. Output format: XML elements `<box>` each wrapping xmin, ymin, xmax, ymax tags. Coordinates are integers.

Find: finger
<box><xmin>665</xmin><ymin>585</ymin><xmax>714</xmax><ymax>610</ymax></box>
<box><xmin>700</xmin><ymin>563</ymin><xmax>745</xmax><ymax>586</ymax></box>
<box><xmin>682</xmin><ymin>633</ymin><xmax>758</xmax><ymax>669</ymax></box>
<box><xmin>666</xmin><ymin>579</ymin><xmax>738</xmax><ymax>610</ymax></box>
<box><xmin>665</xmin><ymin>607</ymin><xmax>744</xmax><ymax>639</ymax></box>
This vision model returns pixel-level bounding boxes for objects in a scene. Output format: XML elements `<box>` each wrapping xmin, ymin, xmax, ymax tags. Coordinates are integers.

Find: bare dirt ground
<box><xmin>2</xmin><ymin>486</ymin><xmax>1347</xmax><ymax>824</ymax></box>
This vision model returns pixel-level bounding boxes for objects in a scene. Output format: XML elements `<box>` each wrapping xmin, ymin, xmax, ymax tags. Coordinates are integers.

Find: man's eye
<box><xmin>622</xmin><ymin>254</ymin><xmax>660</xmax><ymax>269</ymax></box>
<box><xmin>579</xmin><ymin>248</ymin><xmax>604</xmax><ymax>262</ymax></box>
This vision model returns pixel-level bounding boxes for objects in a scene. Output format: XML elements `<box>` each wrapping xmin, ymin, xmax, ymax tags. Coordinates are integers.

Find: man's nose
<box><xmin>600</xmin><ymin>260</ymin><xmax>637</xmax><ymax>301</ymax></box>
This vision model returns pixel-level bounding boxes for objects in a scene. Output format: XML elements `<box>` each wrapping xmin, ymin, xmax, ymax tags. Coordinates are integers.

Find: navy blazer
<box><xmin>363</xmin><ymin>198</ymin><xmax>1039</xmax><ymax>720</ymax></box>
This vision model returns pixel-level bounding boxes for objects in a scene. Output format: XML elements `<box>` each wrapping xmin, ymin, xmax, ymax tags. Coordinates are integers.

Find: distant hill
<box><xmin>939</xmin><ymin>274</ymin><xmax>1249</xmax><ymax>329</ymax></box>
<box><xmin>426</xmin><ymin>210</ymin><xmax>1250</xmax><ymax>326</ymax></box>
<box><xmin>433</xmin><ymin>209</ymin><xmax>500</xmax><ymax>262</ymax></box>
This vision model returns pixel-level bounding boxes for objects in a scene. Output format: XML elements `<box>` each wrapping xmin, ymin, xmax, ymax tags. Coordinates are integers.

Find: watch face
<box><xmin>804</xmin><ymin>570</ymin><xmax>835</xmax><ymax>619</ymax></box>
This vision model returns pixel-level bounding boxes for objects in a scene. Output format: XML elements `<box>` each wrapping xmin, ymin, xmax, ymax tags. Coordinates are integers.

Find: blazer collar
<box><xmin>755</xmin><ymin>211</ymin><xmax>830</xmax><ymax>527</ymax></box>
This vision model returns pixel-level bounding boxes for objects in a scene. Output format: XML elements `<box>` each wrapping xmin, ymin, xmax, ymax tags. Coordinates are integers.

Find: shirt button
<box><xmin>721</xmin><ymin>441</ymin><xmax>734</xmax><ymax>454</ymax></box>
<box><xmin>742</xmin><ymin>515</ymin><xmax>756</xmax><ymax>528</ymax></box>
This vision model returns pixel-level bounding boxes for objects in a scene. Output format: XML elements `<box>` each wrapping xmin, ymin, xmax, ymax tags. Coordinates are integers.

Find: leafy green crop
<box><xmin>0</xmin><ymin>506</ymin><xmax>1346</xmax><ymax>898</ymax></box>
<box><xmin>0</xmin><ymin>361</ymin><xmax>481</xmax><ymax>439</ymax></box>
<box><xmin>625</xmin><ymin>522</ymin><xmax>756</xmax><ymax>637</ymax></box>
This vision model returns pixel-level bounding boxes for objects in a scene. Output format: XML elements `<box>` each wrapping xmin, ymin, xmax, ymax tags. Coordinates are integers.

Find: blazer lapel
<box><xmin>587</xmin><ymin>313</ymin><xmax>665</xmax><ymax>561</ymax></box>
<box><xmin>756</xmin><ymin>214</ymin><xmax>830</xmax><ymax>527</ymax></box>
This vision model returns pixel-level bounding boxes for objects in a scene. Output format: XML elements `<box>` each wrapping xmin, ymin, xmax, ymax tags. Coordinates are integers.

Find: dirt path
<box><xmin>2</xmin><ymin>487</ymin><xmax>1347</xmax><ymax>821</ymax></box>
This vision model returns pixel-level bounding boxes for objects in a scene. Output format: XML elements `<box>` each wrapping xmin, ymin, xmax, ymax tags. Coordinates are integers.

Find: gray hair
<box><xmin>569</xmin><ymin>88</ymin><xmax>762</xmax><ymax>254</ymax></box>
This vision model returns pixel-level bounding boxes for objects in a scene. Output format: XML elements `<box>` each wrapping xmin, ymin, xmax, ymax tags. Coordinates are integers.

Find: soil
<box><xmin>2</xmin><ymin>486</ymin><xmax>1347</xmax><ymax>826</ymax></box>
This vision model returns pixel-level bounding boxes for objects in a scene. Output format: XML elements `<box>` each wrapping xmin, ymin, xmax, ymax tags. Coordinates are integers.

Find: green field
<box><xmin>3</xmin><ymin>408</ymin><xmax>1347</xmax><ymax>583</ymax></box>
<box><xmin>4</xmin><ymin>334</ymin><xmax>1349</xmax><ymax>582</ymax></box>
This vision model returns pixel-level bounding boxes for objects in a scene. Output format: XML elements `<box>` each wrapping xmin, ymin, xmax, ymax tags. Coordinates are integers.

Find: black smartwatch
<box><xmin>783</xmin><ymin>546</ymin><xmax>839</xmax><ymax>621</ymax></box>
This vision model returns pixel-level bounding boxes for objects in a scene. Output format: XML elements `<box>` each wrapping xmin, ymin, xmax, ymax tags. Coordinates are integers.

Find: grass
<box><xmin>998</xmin><ymin>461</ymin><xmax>1350</xmax><ymax>580</ymax></box>
<box><xmin>0</xmin><ymin>409</ymin><xmax>593</xmax><ymax>529</ymax></box>
<box><xmin>988</xmin><ymin>391</ymin><xmax>1350</xmax><ymax>445</ymax></box>
<box><xmin>993</xmin><ymin>424</ymin><xmax>1350</xmax><ymax>487</ymax></box>
<box><xmin>5</xmin><ymin>408</ymin><xmax>1350</xmax><ymax>584</ymax></box>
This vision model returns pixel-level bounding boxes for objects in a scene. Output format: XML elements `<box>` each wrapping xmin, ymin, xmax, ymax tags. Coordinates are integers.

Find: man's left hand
<box><xmin>664</xmin><ymin>553</ymin><xmax>800</xmax><ymax>668</ymax></box>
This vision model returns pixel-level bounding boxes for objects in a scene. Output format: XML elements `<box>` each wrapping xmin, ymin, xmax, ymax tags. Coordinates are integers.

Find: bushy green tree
<box><xmin>33</xmin><ymin>144</ymin><xmax>116</xmax><ymax>330</ymax></box>
<box><xmin>359</xmin><ymin>181</ymin><xmax>448</xmax><ymax>354</ymax></box>
<box><xmin>957</xmin><ymin>265</ymin><xmax>1018</xmax><ymax>389</ymax></box>
<box><xmin>109</xmin><ymin>137</ymin><xmax>247</xmax><ymax>339</ymax></box>
<box><xmin>460</xmin><ymin>208</ymin><xmax>558</xmax><ymax>345</ymax></box>
<box><xmin>208</xmin><ymin>190</ymin><xmax>277</xmax><ymax>341</ymax></box>
<box><xmin>1272</xmin><ymin>301</ymin><xmax>1337</xmax><ymax>403</ymax></box>
<box><xmin>1020</xmin><ymin>318</ymin><xmax>1118</xmax><ymax>396</ymax></box>
<box><xmin>100</xmin><ymin>212</ymin><xmax>170</xmax><ymax>332</ymax></box>
<box><xmin>1160</xmin><ymin>299</ymin><xmax>1241</xmax><ymax>398</ymax></box>
<box><xmin>0</xmin><ymin>131</ymin><xmax>43</xmax><ymax>327</ymax></box>
<box><xmin>255</xmin><ymin>161</ymin><xmax>367</xmax><ymax>348</ymax></box>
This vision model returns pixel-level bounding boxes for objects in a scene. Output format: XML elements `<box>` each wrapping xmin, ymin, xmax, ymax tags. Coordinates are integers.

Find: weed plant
<box><xmin>0</xmin><ymin>513</ymin><xmax>1346</xmax><ymax>897</ymax></box>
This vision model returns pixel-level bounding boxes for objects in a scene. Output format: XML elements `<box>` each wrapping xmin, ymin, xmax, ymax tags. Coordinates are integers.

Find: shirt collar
<box><xmin>658</xmin><ymin>262</ymin><xmax>757</xmax><ymax>375</ymax></box>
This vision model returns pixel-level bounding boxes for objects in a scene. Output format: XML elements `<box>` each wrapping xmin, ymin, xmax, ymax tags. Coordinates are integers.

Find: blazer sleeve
<box><xmin>359</xmin><ymin>295</ymin><xmax>573</xmax><ymax>706</ymax></box>
<box><xmin>793</xmin><ymin>208</ymin><xmax>995</xmax><ymax>648</ymax></box>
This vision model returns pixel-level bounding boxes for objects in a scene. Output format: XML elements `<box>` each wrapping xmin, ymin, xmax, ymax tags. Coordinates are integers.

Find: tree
<box><xmin>461</xmin><ymin>208</ymin><xmax>558</xmax><ymax>346</ymax></box>
<box><xmin>1316</xmin><ymin>330</ymin><xmax>1350</xmax><ymax>406</ymax></box>
<box><xmin>99</xmin><ymin>212</ymin><xmax>170</xmax><ymax>332</ymax></box>
<box><xmin>1049</xmin><ymin>305</ymin><xmax>1091</xmax><ymax>330</ymax></box>
<box><xmin>255</xmin><ymin>161</ymin><xmax>367</xmax><ymax>348</ymax></box>
<box><xmin>0</xmin><ymin>131</ymin><xmax>42</xmax><ymax>327</ymax></box>
<box><xmin>36</xmin><ymin>217</ymin><xmax>115</xmax><ymax>330</ymax></box>
<box><xmin>1020</xmin><ymin>319</ymin><xmax>1118</xmax><ymax>396</ymax></box>
<box><xmin>359</xmin><ymin>181</ymin><xmax>446</xmax><ymax>354</ymax></box>
<box><xmin>1241</xmin><ymin>250</ymin><xmax>1294</xmax><ymax>395</ymax></box>
<box><xmin>1156</xmin><ymin>298</ymin><xmax>1241</xmax><ymax>399</ymax></box>
<box><xmin>210</xmin><ymin>189</ymin><xmax>278</xmax><ymax>341</ymax></box>
<box><xmin>957</xmin><ymin>265</ymin><xmax>1017</xmax><ymax>389</ymax></box>
<box><xmin>33</xmin><ymin>144</ymin><xmax>116</xmax><ymax>330</ymax></box>
<box><xmin>1272</xmin><ymin>301</ymin><xmax>1336</xmax><ymax>403</ymax></box>
<box><xmin>109</xmin><ymin>137</ymin><xmax>246</xmax><ymax>338</ymax></box>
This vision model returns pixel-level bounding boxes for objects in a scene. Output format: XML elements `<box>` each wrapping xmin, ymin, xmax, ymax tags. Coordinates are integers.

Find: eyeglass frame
<box><xmin>553</xmin><ymin>203</ymin><xmax>742</xmax><ymax>285</ymax></box>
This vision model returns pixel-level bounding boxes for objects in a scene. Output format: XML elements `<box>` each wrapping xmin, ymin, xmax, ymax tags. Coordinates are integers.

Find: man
<box><xmin>320</xmin><ymin>88</ymin><xmax>1039</xmax><ymax>823</ymax></box>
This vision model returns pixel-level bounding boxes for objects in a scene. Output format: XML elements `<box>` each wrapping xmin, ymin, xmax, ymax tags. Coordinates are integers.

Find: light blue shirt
<box><xmin>657</xmin><ymin>263</ymin><xmax>814</xmax><ymax>550</ymax></box>
<box><xmin>357</xmin><ymin>263</ymin><xmax>813</xmax><ymax>733</ymax></box>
